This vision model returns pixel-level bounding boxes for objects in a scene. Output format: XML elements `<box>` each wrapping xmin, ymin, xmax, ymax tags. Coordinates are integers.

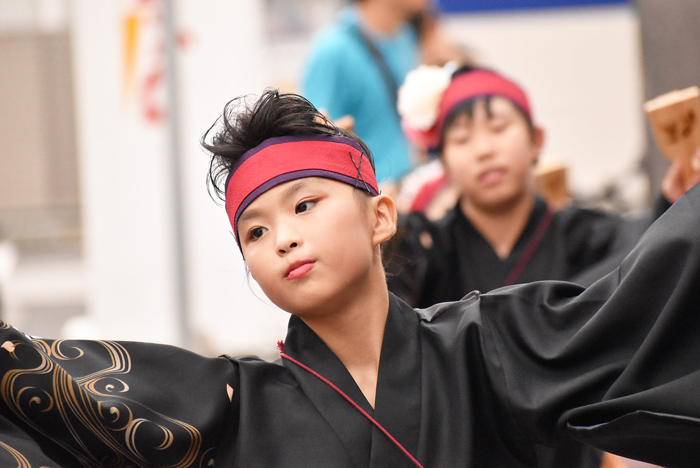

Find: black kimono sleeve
<box><xmin>384</xmin><ymin>211</ymin><xmax>437</xmax><ymax>307</ymax></box>
<box><xmin>567</xmin><ymin>194</ymin><xmax>673</xmax><ymax>287</ymax></box>
<box><xmin>477</xmin><ymin>184</ymin><xmax>700</xmax><ymax>467</ymax></box>
<box><xmin>0</xmin><ymin>324</ymin><xmax>237</xmax><ymax>467</ymax></box>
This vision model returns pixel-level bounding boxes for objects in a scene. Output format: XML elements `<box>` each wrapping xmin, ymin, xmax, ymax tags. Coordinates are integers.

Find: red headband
<box><xmin>406</xmin><ymin>69</ymin><xmax>532</xmax><ymax>149</ymax></box>
<box><xmin>225</xmin><ymin>135</ymin><xmax>379</xmax><ymax>245</ymax></box>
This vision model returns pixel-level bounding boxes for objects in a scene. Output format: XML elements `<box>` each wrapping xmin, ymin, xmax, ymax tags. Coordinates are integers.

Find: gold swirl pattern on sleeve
<box><xmin>0</xmin><ymin>441</ymin><xmax>32</xmax><ymax>468</ymax></box>
<box><xmin>199</xmin><ymin>447</ymin><xmax>217</xmax><ymax>468</ymax></box>
<box><xmin>0</xmin><ymin>335</ymin><xmax>203</xmax><ymax>468</ymax></box>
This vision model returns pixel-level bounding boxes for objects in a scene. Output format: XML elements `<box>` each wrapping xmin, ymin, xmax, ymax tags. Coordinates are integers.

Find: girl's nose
<box><xmin>276</xmin><ymin>226</ymin><xmax>301</xmax><ymax>255</ymax></box>
<box><xmin>472</xmin><ymin>132</ymin><xmax>495</xmax><ymax>160</ymax></box>
<box><xmin>278</xmin><ymin>241</ymin><xmax>298</xmax><ymax>255</ymax></box>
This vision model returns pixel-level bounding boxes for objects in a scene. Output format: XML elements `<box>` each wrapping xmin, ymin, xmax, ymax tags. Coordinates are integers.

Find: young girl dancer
<box><xmin>1</xmin><ymin>90</ymin><xmax>700</xmax><ymax>468</ymax></box>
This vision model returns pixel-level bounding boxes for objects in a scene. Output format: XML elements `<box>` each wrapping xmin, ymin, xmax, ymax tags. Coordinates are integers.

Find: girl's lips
<box><xmin>479</xmin><ymin>168</ymin><xmax>505</xmax><ymax>186</ymax></box>
<box><xmin>285</xmin><ymin>261</ymin><xmax>315</xmax><ymax>280</ymax></box>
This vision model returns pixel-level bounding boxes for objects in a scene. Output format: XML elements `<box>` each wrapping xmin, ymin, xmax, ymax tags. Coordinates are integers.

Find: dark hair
<box><xmin>439</xmin><ymin>66</ymin><xmax>536</xmax><ymax>152</ymax></box>
<box><xmin>202</xmin><ymin>89</ymin><xmax>373</xmax><ymax>203</ymax></box>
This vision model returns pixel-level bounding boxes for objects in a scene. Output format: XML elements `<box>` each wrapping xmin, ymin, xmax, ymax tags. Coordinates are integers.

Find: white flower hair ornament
<box><xmin>398</xmin><ymin>62</ymin><xmax>457</xmax><ymax>149</ymax></box>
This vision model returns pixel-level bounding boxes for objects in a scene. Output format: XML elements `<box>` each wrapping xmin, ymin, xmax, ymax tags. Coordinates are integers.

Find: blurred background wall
<box><xmin>0</xmin><ymin>0</ymin><xmax>697</xmax><ymax>358</ymax></box>
<box><xmin>0</xmin><ymin>0</ymin><xmax>83</xmax><ymax>344</ymax></box>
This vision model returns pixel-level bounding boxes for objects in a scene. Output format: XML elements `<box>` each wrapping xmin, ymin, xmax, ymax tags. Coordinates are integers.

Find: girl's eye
<box><xmin>296</xmin><ymin>200</ymin><xmax>317</xmax><ymax>214</ymax></box>
<box><xmin>491</xmin><ymin>121</ymin><xmax>509</xmax><ymax>133</ymax></box>
<box><xmin>249</xmin><ymin>227</ymin><xmax>267</xmax><ymax>240</ymax></box>
<box><xmin>448</xmin><ymin>129</ymin><xmax>472</xmax><ymax>144</ymax></box>
<box><xmin>446</xmin><ymin>134</ymin><xmax>470</xmax><ymax>146</ymax></box>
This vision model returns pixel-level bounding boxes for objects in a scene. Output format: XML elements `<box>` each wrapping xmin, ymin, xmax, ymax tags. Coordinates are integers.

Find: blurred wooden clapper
<box><xmin>333</xmin><ymin>115</ymin><xmax>355</xmax><ymax>133</ymax></box>
<box><xmin>316</xmin><ymin>110</ymin><xmax>355</xmax><ymax>133</ymax></box>
<box><xmin>644</xmin><ymin>86</ymin><xmax>700</xmax><ymax>180</ymax></box>
<box><xmin>535</xmin><ymin>159</ymin><xmax>571</xmax><ymax>209</ymax></box>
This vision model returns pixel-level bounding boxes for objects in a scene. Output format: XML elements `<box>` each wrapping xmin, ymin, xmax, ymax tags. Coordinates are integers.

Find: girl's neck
<box><xmin>358</xmin><ymin>1</ymin><xmax>406</xmax><ymax>35</ymax></box>
<box><xmin>300</xmin><ymin>257</ymin><xmax>389</xmax><ymax>408</ymax></box>
<box><xmin>461</xmin><ymin>191</ymin><xmax>537</xmax><ymax>259</ymax></box>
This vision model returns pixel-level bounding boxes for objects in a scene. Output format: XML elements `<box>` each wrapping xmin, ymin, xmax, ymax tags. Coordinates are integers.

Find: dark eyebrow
<box><xmin>237</xmin><ymin>208</ymin><xmax>262</xmax><ymax>225</ymax></box>
<box><xmin>238</xmin><ymin>180</ymin><xmax>313</xmax><ymax>225</ymax></box>
<box><xmin>283</xmin><ymin>179</ymin><xmax>311</xmax><ymax>200</ymax></box>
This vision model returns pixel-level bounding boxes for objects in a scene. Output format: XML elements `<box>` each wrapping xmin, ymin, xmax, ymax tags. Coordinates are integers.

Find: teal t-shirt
<box><xmin>302</xmin><ymin>9</ymin><xmax>419</xmax><ymax>183</ymax></box>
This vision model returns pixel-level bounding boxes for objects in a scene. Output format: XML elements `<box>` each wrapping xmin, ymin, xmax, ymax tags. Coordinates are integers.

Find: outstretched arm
<box><xmin>0</xmin><ymin>323</ymin><xmax>237</xmax><ymax>467</ymax></box>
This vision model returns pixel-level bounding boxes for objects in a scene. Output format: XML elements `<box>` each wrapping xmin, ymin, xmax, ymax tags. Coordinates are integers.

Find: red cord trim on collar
<box><xmin>280</xmin><ymin>351</ymin><xmax>425</xmax><ymax>468</ymax></box>
<box><xmin>503</xmin><ymin>206</ymin><xmax>555</xmax><ymax>287</ymax></box>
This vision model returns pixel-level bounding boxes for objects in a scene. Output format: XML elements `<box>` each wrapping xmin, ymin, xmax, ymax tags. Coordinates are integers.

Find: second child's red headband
<box><xmin>225</xmin><ymin>135</ymin><xmax>379</xmax><ymax>246</ymax></box>
<box><xmin>405</xmin><ymin>69</ymin><xmax>532</xmax><ymax>149</ymax></box>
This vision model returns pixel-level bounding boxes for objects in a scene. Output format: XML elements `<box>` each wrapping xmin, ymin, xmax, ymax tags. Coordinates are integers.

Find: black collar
<box><xmin>282</xmin><ymin>293</ymin><xmax>422</xmax><ymax>466</ymax></box>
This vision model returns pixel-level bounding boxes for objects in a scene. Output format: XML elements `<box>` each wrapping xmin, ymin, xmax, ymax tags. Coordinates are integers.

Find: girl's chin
<box><xmin>472</xmin><ymin>191</ymin><xmax>527</xmax><ymax>211</ymax></box>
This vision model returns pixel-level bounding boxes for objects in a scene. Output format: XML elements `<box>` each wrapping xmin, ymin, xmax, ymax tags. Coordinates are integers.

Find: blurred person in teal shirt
<box><xmin>302</xmin><ymin>0</ymin><xmax>428</xmax><ymax>185</ymax></box>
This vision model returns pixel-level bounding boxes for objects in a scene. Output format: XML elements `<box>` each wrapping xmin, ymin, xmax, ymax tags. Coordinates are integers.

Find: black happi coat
<box><xmin>387</xmin><ymin>196</ymin><xmax>670</xmax><ymax>309</ymax></box>
<box><xmin>385</xmin><ymin>196</ymin><xmax>669</xmax><ymax>468</ymax></box>
<box><xmin>1</xmin><ymin>187</ymin><xmax>700</xmax><ymax>467</ymax></box>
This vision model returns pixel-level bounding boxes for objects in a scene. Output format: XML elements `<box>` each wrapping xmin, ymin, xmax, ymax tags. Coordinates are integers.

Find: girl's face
<box><xmin>237</xmin><ymin>177</ymin><xmax>381</xmax><ymax>317</ymax></box>
<box><xmin>441</xmin><ymin>97</ymin><xmax>544</xmax><ymax>212</ymax></box>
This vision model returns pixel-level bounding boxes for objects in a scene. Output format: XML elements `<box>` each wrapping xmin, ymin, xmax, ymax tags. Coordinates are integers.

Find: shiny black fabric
<box><xmin>385</xmin><ymin>196</ymin><xmax>671</xmax><ymax>468</ymax></box>
<box><xmin>1</xmin><ymin>187</ymin><xmax>699</xmax><ymax>467</ymax></box>
<box><xmin>386</xmin><ymin>196</ymin><xmax>671</xmax><ymax>309</ymax></box>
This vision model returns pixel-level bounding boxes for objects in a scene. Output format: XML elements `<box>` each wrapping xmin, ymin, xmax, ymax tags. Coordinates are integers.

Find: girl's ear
<box><xmin>371</xmin><ymin>193</ymin><xmax>398</xmax><ymax>247</ymax></box>
<box><xmin>531</xmin><ymin>126</ymin><xmax>546</xmax><ymax>166</ymax></box>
